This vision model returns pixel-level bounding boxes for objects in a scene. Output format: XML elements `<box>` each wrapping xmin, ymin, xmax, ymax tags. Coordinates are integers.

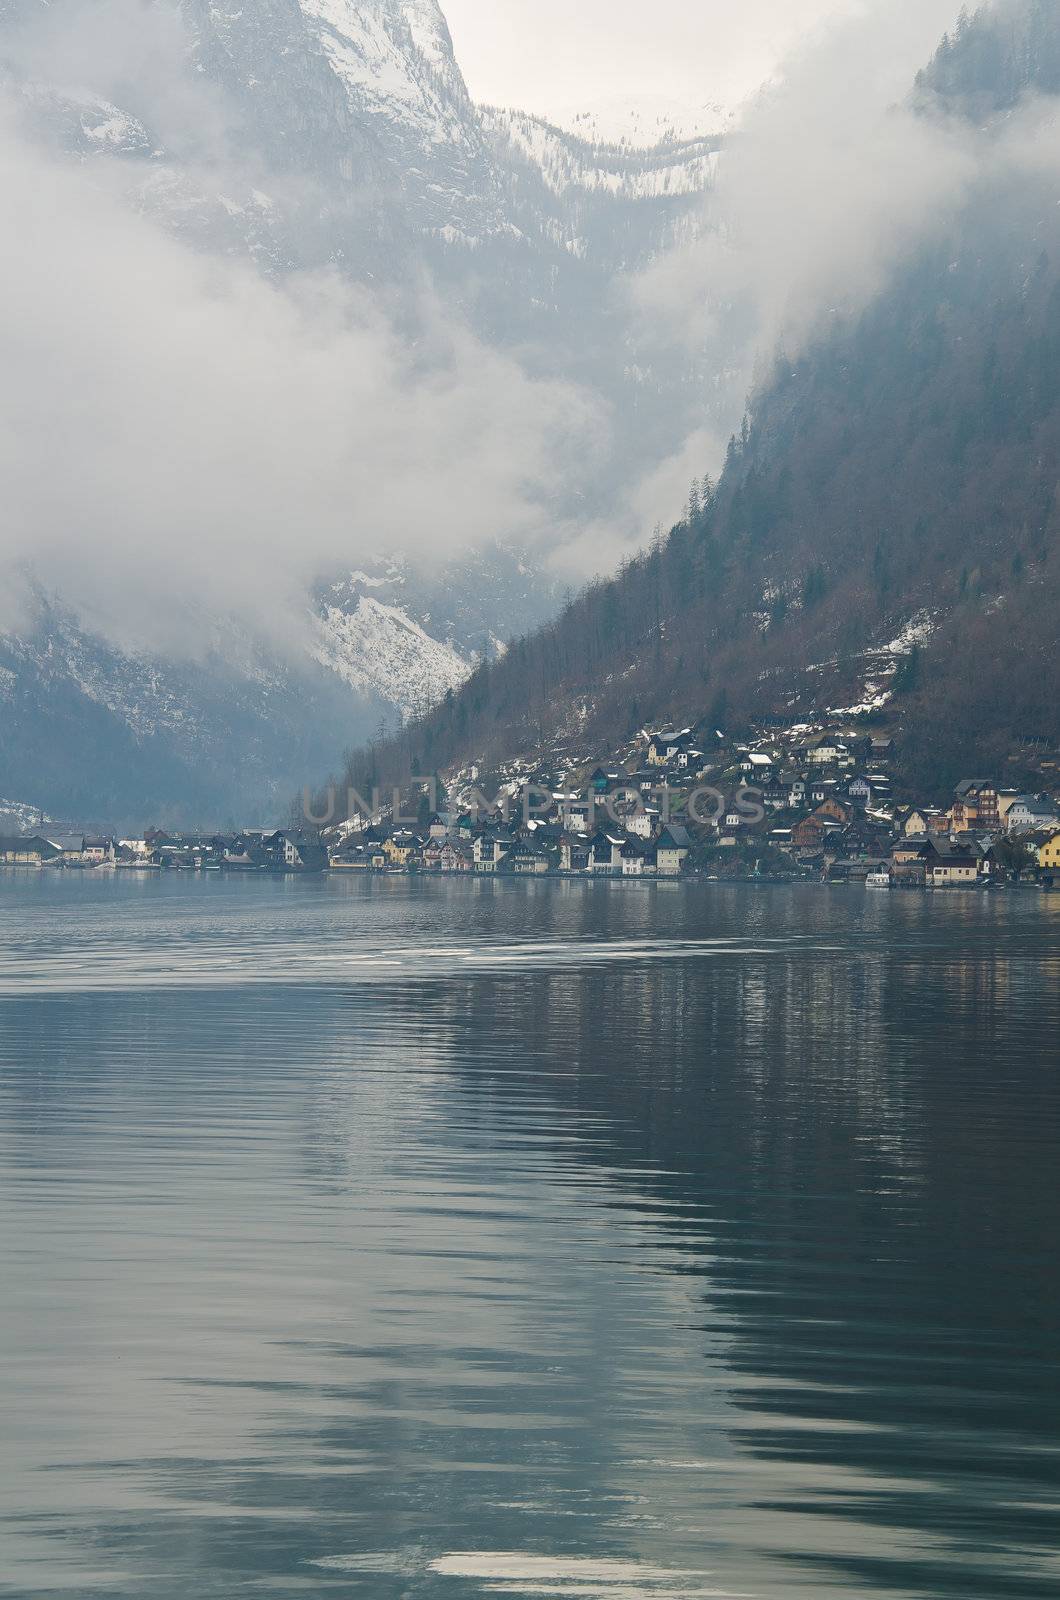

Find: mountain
<box><xmin>915</xmin><ymin>0</ymin><xmax>1060</xmax><ymax>115</ymax></box>
<box><xmin>0</xmin><ymin>600</ymin><xmax>382</xmax><ymax>828</ymax></box>
<box><xmin>540</xmin><ymin>92</ymin><xmax>739</xmax><ymax>148</ymax></box>
<box><xmin>312</xmin><ymin>543</ymin><xmax>558</xmax><ymax>725</ymax></box>
<box><xmin>0</xmin><ymin>540</ymin><xmax>561</xmax><ymax>828</ymax></box>
<box><xmin>2</xmin><ymin>0</ymin><xmax>720</xmax><ymax>286</ymax></box>
<box><xmin>341</xmin><ymin>0</ymin><xmax>1060</xmax><ymax>803</ymax></box>
<box><xmin>0</xmin><ymin>0</ymin><xmax>723</xmax><ymax>824</ymax></box>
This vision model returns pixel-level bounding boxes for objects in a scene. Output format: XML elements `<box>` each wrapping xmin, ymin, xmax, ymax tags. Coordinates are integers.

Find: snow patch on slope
<box><xmin>16</xmin><ymin>615</ymin><xmax>206</xmax><ymax>741</ymax></box>
<box><xmin>313</xmin><ymin>595</ymin><xmax>470</xmax><ymax>722</ymax></box>
<box><xmin>482</xmin><ymin>107</ymin><xmax>721</xmax><ymax>200</ymax></box>
<box><xmin>297</xmin><ymin>0</ymin><xmax>472</xmax><ymax>145</ymax></box>
<box><xmin>826</xmin><ymin>612</ymin><xmax>938</xmax><ymax>716</ymax></box>
<box><xmin>0</xmin><ymin>798</ymin><xmax>48</xmax><ymax>831</ymax></box>
<box><xmin>19</xmin><ymin>83</ymin><xmax>153</xmax><ymax>157</ymax></box>
<box><xmin>878</xmin><ymin>611</ymin><xmax>936</xmax><ymax>656</ymax></box>
<box><xmin>544</xmin><ymin>91</ymin><xmax>742</xmax><ymax>147</ymax></box>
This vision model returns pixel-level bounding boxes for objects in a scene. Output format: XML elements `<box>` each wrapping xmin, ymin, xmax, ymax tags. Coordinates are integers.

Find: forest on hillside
<box><xmin>334</xmin><ymin>0</ymin><xmax>1060</xmax><ymax>805</ymax></box>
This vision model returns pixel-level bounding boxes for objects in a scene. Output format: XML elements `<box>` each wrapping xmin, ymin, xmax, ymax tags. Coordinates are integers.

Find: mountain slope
<box><xmin>0</xmin><ymin>0</ymin><xmax>723</xmax><ymax>823</ymax></box>
<box><xmin>0</xmin><ymin>539</ymin><xmax>561</xmax><ymax>826</ymax></box>
<box><xmin>0</xmin><ymin>603</ymin><xmax>386</xmax><ymax>827</ymax></box>
<box><xmin>916</xmin><ymin>0</ymin><xmax>1060</xmax><ymax>115</ymax></box>
<box><xmin>341</xmin><ymin>1</ymin><xmax>1060</xmax><ymax>801</ymax></box>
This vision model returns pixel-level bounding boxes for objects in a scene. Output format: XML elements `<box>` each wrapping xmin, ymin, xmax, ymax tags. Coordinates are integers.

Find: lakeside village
<box><xmin>4</xmin><ymin>722</ymin><xmax>1060</xmax><ymax>889</ymax></box>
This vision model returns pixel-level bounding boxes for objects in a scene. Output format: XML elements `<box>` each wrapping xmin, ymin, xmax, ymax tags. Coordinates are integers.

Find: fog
<box><xmin>629</xmin><ymin>0</ymin><xmax>973</xmax><ymax>463</ymax></box>
<box><xmin>445</xmin><ymin>0</ymin><xmax>854</xmax><ymax>125</ymax></box>
<box><xmin>1</xmin><ymin>0</ymin><xmax>1042</xmax><ymax>660</ymax></box>
<box><xmin>0</xmin><ymin>107</ymin><xmax>602</xmax><ymax>653</ymax></box>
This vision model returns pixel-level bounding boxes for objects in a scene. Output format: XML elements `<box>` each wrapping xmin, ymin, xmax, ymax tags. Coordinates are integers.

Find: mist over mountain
<box><xmin>342</xmin><ymin>0</ymin><xmax>1060</xmax><ymax>803</ymax></box>
<box><xmin>0</xmin><ymin>0</ymin><xmax>730</xmax><ymax>822</ymax></box>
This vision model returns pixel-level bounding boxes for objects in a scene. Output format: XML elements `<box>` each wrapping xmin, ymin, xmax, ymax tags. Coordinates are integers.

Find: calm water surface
<box><xmin>1</xmin><ymin>873</ymin><xmax>1058</xmax><ymax>1598</ymax></box>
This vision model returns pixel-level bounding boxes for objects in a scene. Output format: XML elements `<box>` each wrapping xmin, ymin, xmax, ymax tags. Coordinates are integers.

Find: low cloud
<box><xmin>3</xmin><ymin>0</ymin><xmax>1050</xmax><ymax>656</ymax></box>
<box><xmin>628</xmin><ymin>0</ymin><xmax>973</xmax><ymax>489</ymax></box>
<box><xmin>0</xmin><ymin>99</ymin><xmax>602</xmax><ymax>655</ymax></box>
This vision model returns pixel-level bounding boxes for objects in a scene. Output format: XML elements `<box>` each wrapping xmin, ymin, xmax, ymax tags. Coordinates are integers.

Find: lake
<box><xmin>1</xmin><ymin>872</ymin><xmax>1058</xmax><ymax>1598</ymax></box>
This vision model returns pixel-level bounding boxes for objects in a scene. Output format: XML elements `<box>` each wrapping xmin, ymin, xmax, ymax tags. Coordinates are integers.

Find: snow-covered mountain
<box><xmin>482</xmin><ymin>109</ymin><xmax>721</xmax><ymax>203</ymax></box>
<box><xmin>0</xmin><ymin>544</ymin><xmax>560</xmax><ymax>826</ymax></box>
<box><xmin>542</xmin><ymin>91</ymin><xmax>741</xmax><ymax>148</ymax></box>
<box><xmin>0</xmin><ymin>601</ymin><xmax>384</xmax><ymax>827</ymax></box>
<box><xmin>4</xmin><ymin>0</ymin><xmax>720</xmax><ymax>267</ymax></box>
<box><xmin>311</xmin><ymin>542</ymin><xmax>558</xmax><ymax>726</ymax></box>
<box><xmin>0</xmin><ymin>0</ymin><xmax>724</xmax><ymax>823</ymax></box>
<box><xmin>314</xmin><ymin>597</ymin><xmax>470</xmax><ymax>726</ymax></box>
<box><xmin>0</xmin><ymin>797</ymin><xmax>49</xmax><ymax>833</ymax></box>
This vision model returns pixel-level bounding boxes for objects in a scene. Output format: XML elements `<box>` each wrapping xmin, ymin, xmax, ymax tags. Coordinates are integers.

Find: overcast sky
<box><xmin>443</xmin><ymin>0</ymin><xmax>863</xmax><ymax>118</ymax></box>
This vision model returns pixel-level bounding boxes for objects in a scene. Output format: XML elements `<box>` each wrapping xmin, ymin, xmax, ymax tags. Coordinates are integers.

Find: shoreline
<box><xmin>2</xmin><ymin>863</ymin><xmax>1052</xmax><ymax>892</ymax></box>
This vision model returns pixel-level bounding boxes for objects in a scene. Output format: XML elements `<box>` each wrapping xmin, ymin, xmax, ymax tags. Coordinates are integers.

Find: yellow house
<box><xmin>997</xmin><ymin>791</ymin><xmax>1021</xmax><ymax>827</ymax></box>
<box><xmin>382</xmin><ymin>836</ymin><xmax>414</xmax><ymax>867</ymax></box>
<box><xmin>0</xmin><ymin>836</ymin><xmax>60</xmax><ymax>866</ymax></box>
<box><xmin>1038</xmin><ymin>832</ymin><xmax>1060</xmax><ymax>872</ymax></box>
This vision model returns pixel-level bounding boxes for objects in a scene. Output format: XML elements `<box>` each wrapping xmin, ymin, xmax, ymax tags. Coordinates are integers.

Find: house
<box><xmin>812</xmin><ymin>796</ymin><xmax>855</xmax><ymax>826</ymax></box>
<box><xmin>891</xmin><ymin>838</ymin><xmax>931</xmax><ymax>885</ymax></box>
<box><xmin>838</xmin><ymin>818</ymin><xmax>890</xmax><ymax>863</ymax></box>
<box><xmin>996</xmin><ymin>790</ymin><xmax>1022</xmax><ymax>827</ymax></box>
<box><xmin>896</xmin><ymin>807</ymin><xmax>932</xmax><ymax>838</ymax></box>
<box><xmin>81</xmin><ymin>836</ymin><xmax>116</xmax><ymax>864</ymax></box>
<box><xmin>951</xmin><ymin>780</ymin><xmax>1001</xmax><ymax>832</ymax></box>
<box><xmin>656</xmin><ymin>824</ymin><xmax>691</xmax><ymax>876</ymax></box>
<box><xmin>558</xmin><ymin>833</ymin><xmax>591</xmax><ymax>873</ymax></box>
<box><xmin>381</xmin><ymin>831</ymin><xmax>418</xmax><ymax>868</ymax></box>
<box><xmin>589</xmin><ymin>831</ymin><xmax>625</xmax><ymax>874</ymax></box>
<box><xmin>265</xmin><ymin>831</ymin><xmax>328</xmax><ymax>872</ymax></box>
<box><xmin>117</xmin><ymin>836</ymin><xmax>153</xmax><ymax>858</ymax></box>
<box><xmin>506</xmin><ymin>840</ymin><xmax>551</xmax><ymax>875</ymax></box>
<box><xmin>741</xmin><ymin>751</ymin><xmax>776</xmax><ymax>782</ymax></box>
<box><xmin>46</xmin><ymin>832</ymin><xmax>90</xmax><ymax>865</ymax></box>
<box><xmin>846</xmin><ymin>776</ymin><xmax>873</xmax><ymax>806</ymax></box>
<box><xmin>801</xmin><ymin>734</ymin><xmax>844</xmax><ymax>766</ymax></box>
<box><xmin>1006</xmin><ymin>796</ymin><xmax>1060</xmax><ymax>834</ymax></box>
<box><xmin>620</xmin><ymin>838</ymin><xmax>648</xmax><ymax>876</ymax></box>
<box><xmin>224</xmin><ymin>835</ymin><xmax>264</xmax><ymax>869</ymax></box>
<box><xmin>329</xmin><ymin>843</ymin><xmax>376</xmax><ymax>871</ymax></box>
<box><xmin>421</xmin><ymin>839</ymin><xmax>446</xmax><ymax>871</ymax></box>
<box><xmin>439</xmin><ymin>840</ymin><xmax>474</xmax><ymax>873</ymax></box>
<box><xmin>143</xmin><ymin>829</ymin><xmax>181</xmax><ymax>851</ymax></box>
<box><xmin>929</xmin><ymin>846</ymin><xmax>980</xmax><ymax>887</ymax></box>
<box><xmin>1038</xmin><ymin>831</ymin><xmax>1060</xmax><ymax>874</ymax></box>
<box><xmin>563</xmin><ymin>798</ymin><xmax>596</xmax><ymax>833</ymax></box>
<box><xmin>0</xmin><ymin>835</ymin><xmax>61</xmax><ymax>866</ymax></box>
<box><xmin>473</xmin><ymin>829</ymin><xmax>510</xmax><ymax>873</ymax></box>
<box><xmin>646</xmin><ymin>730</ymin><xmax>693</xmax><ymax>767</ymax></box>
<box><xmin>623</xmin><ymin>807</ymin><xmax>658</xmax><ymax>839</ymax></box>
<box><xmin>425</xmin><ymin>813</ymin><xmax>451</xmax><ymax>841</ymax></box>
<box><xmin>791</xmin><ymin>815</ymin><xmax>840</xmax><ymax>851</ymax></box>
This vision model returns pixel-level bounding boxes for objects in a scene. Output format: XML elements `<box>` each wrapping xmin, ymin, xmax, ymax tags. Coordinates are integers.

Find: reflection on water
<box><xmin>0</xmin><ymin>874</ymin><xmax>1058</xmax><ymax>1598</ymax></box>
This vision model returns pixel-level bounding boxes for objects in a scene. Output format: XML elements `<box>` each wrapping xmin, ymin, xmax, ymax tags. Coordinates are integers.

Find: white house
<box><xmin>1007</xmin><ymin>796</ymin><xmax>1060</xmax><ymax>834</ymax></box>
